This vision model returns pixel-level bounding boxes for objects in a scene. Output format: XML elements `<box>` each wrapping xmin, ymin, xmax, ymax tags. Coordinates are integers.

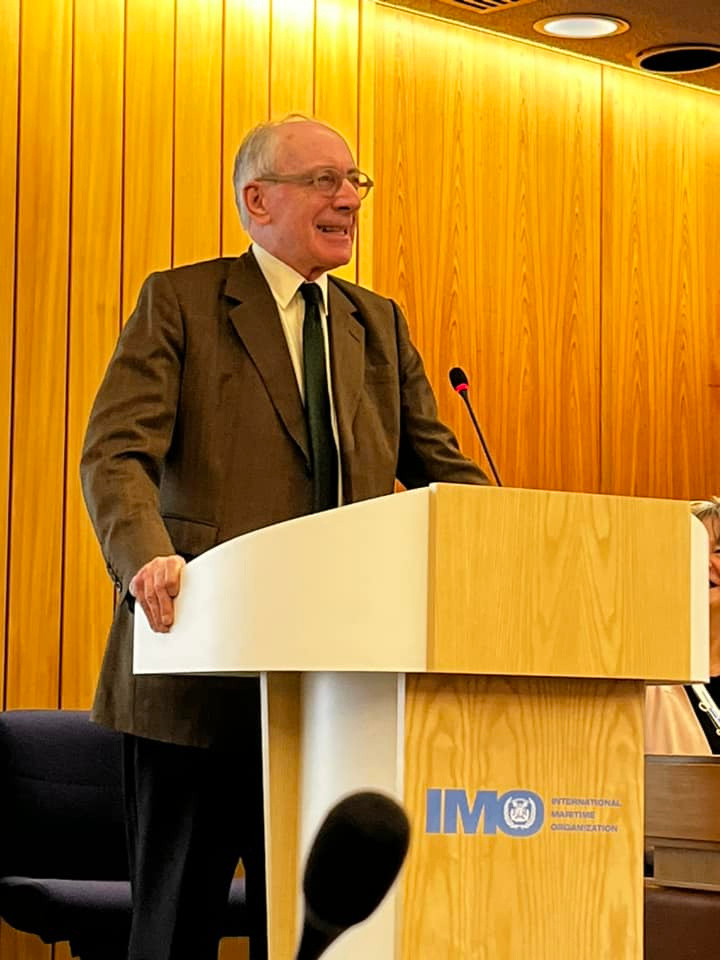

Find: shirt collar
<box><xmin>252</xmin><ymin>243</ymin><xmax>329</xmax><ymax>312</ymax></box>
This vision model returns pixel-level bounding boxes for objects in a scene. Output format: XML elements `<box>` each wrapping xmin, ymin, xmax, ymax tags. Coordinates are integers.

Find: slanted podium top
<box><xmin>134</xmin><ymin>484</ymin><xmax>707</xmax><ymax>683</ymax></box>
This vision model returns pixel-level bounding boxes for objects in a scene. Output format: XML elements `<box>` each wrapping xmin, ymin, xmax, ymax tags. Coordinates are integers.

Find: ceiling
<box><xmin>384</xmin><ymin>0</ymin><xmax>720</xmax><ymax>94</ymax></box>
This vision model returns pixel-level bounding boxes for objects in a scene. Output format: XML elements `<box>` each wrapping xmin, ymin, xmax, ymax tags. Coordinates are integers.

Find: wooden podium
<box><xmin>134</xmin><ymin>484</ymin><xmax>708</xmax><ymax>960</ymax></box>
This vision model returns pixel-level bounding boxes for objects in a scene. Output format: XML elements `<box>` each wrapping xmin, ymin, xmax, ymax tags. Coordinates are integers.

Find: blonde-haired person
<box><xmin>645</xmin><ymin>498</ymin><xmax>720</xmax><ymax>754</ymax></box>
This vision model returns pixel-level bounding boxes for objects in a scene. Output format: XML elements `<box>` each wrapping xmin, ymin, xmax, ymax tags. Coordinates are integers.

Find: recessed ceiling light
<box><xmin>533</xmin><ymin>15</ymin><xmax>630</xmax><ymax>39</ymax></box>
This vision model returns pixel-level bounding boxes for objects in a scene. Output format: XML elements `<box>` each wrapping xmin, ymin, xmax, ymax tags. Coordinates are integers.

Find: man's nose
<box><xmin>333</xmin><ymin>176</ymin><xmax>361</xmax><ymax>209</ymax></box>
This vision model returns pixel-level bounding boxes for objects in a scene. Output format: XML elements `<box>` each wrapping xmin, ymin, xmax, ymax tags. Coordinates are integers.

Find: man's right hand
<box><xmin>129</xmin><ymin>555</ymin><xmax>186</xmax><ymax>633</ymax></box>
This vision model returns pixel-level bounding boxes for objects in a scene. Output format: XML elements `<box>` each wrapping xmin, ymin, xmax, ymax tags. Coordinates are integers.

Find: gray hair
<box><xmin>233</xmin><ymin>114</ymin><xmax>325</xmax><ymax>230</ymax></box>
<box><xmin>692</xmin><ymin>497</ymin><xmax>720</xmax><ymax>526</ymax></box>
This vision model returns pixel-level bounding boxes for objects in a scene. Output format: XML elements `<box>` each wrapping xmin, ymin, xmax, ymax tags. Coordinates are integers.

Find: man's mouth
<box><xmin>317</xmin><ymin>224</ymin><xmax>351</xmax><ymax>235</ymax></box>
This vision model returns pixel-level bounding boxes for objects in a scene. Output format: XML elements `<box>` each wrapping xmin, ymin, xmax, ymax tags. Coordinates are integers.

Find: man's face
<box><xmin>244</xmin><ymin>122</ymin><xmax>361</xmax><ymax>281</ymax></box>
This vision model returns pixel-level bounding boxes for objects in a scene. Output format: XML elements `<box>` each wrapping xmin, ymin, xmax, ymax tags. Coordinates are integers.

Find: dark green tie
<box><xmin>300</xmin><ymin>282</ymin><xmax>338</xmax><ymax>512</ymax></box>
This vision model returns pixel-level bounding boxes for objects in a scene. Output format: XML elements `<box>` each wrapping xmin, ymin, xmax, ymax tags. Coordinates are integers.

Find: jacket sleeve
<box><xmin>80</xmin><ymin>271</ymin><xmax>182</xmax><ymax>598</ymax></box>
<box><xmin>393</xmin><ymin>300</ymin><xmax>489</xmax><ymax>489</ymax></box>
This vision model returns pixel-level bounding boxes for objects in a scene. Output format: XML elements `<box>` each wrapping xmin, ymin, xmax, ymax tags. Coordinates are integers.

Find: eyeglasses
<box><xmin>256</xmin><ymin>167</ymin><xmax>374</xmax><ymax>200</ymax></box>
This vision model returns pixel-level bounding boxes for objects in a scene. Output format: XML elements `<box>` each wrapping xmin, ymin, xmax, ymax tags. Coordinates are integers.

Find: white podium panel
<box><xmin>134</xmin><ymin>490</ymin><xmax>429</xmax><ymax>674</ymax></box>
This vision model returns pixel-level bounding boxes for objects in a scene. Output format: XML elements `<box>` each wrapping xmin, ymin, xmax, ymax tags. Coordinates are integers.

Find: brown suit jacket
<box><xmin>81</xmin><ymin>250</ymin><xmax>487</xmax><ymax>747</ymax></box>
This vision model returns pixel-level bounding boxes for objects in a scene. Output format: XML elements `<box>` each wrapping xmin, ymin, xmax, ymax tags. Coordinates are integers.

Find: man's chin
<box><xmin>318</xmin><ymin>237</ymin><xmax>354</xmax><ymax>262</ymax></box>
<box><xmin>320</xmin><ymin>256</ymin><xmax>354</xmax><ymax>275</ymax></box>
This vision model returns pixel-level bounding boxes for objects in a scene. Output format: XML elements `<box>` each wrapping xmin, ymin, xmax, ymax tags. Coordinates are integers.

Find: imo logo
<box><xmin>426</xmin><ymin>788</ymin><xmax>545</xmax><ymax>837</ymax></box>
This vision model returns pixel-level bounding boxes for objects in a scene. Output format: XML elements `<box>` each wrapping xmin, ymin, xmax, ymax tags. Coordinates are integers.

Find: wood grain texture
<box><xmin>373</xmin><ymin>7</ymin><xmax>602</xmax><ymax>494</ymax></box>
<box><xmin>174</xmin><ymin>0</ymin><xmax>222</xmax><ymax>267</ymax></box>
<box><xmin>61</xmin><ymin>0</ymin><xmax>123</xmax><ymax>709</ymax></box>
<box><xmin>315</xmin><ymin>0</ymin><xmax>359</xmax><ymax>282</ymax></box>
<box><xmin>263</xmin><ymin>673</ymin><xmax>301</xmax><ymax>960</ymax></box>
<box><xmin>0</xmin><ymin>0</ymin><xmax>19</xmax><ymax>709</ymax></box>
<box><xmin>652</xmin><ymin>846</ymin><xmax>720</xmax><ymax>885</ymax></box>
<box><xmin>314</xmin><ymin>0</ymin><xmax>358</xmax><ymax>156</ymax></box>
<box><xmin>401</xmin><ymin>674</ymin><xmax>644</xmax><ymax>960</ymax></box>
<box><xmin>218</xmin><ymin>936</ymin><xmax>250</xmax><ymax>960</ymax></box>
<box><xmin>356</xmin><ymin>0</ymin><xmax>375</xmax><ymax>289</ymax></box>
<box><xmin>122</xmin><ymin>0</ymin><xmax>174</xmax><ymax>316</ymax></box>
<box><xmin>646</xmin><ymin>757</ymin><xmax>720</xmax><ymax>843</ymax></box>
<box><xmin>1</xmin><ymin>0</ymin><xmax>720</xmax><ymax>879</ymax></box>
<box><xmin>0</xmin><ymin>925</ymin><xmax>51</xmax><ymax>960</ymax></box>
<box><xmin>221</xmin><ymin>0</ymin><xmax>270</xmax><ymax>256</ymax></box>
<box><xmin>6</xmin><ymin>0</ymin><xmax>72</xmax><ymax>709</ymax></box>
<box><xmin>601</xmin><ymin>68</ymin><xmax>720</xmax><ymax>499</ymax></box>
<box><xmin>428</xmin><ymin>484</ymin><xmax>695</xmax><ymax>682</ymax></box>
<box><xmin>270</xmin><ymin>0</ymin><xmax>315</xmax><ymax>118</ymax></box>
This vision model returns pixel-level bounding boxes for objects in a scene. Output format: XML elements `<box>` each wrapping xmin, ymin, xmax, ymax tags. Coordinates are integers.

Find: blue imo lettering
<box><xmin>444</xmin><ymin>789</ymin><xmax>500</xmax><ymax>834</ymax></box>
<box><xmin>426</xmin><ymin>788</ymin><xmax>544</xmax><ymax>837</ymax></box>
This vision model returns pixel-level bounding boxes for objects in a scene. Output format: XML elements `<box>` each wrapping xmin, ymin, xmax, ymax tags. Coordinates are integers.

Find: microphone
<box><xmin>294</xmin><ymin>791</ymin><xmax>411</xmax><ymax>960</ymax></box>
<box><xmin>449</xmin><ymin>366</ymin><xmax>502</xmax><ymax>486</ymax></box>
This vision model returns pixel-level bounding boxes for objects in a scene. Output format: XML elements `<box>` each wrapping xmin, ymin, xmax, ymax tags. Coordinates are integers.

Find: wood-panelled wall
<box><xmin>0</xmin><ymin>0</ymin><xmax>719</xmax><ymax>955</ymax></box>
<box><xmin>373</xmin><ymin>5</ymin><xmax>720</xmax><ymax>496</ymax></box>
<box><xmin>0</xmin><ymin>0</ymin><xmax>371</xmax><ymax>957</ymax></box>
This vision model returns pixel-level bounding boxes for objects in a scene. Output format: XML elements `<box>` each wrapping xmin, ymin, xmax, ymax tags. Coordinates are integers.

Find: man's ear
<box><xmin>244</xmin><ymin>182</ymin><xmax>270</xmax><ymax>224</ymax></box>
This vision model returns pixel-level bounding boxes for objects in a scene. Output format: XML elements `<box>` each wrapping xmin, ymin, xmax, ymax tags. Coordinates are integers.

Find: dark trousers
<box><xmin>122</xmin><ymin>732</ymin><xmax>267</xmax><ymax>960</ymax></box>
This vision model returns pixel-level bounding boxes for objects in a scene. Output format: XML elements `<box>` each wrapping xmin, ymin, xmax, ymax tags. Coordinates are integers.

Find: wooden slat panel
<box><xmin>0</xmin><ymin>925</ymin><xmax>51</xmax><ymax>960</ymax></box>
<box><xmin>270</xmin><ymin>0</ymin><xmax>314</xmax><ymax>118</ymax></box>
<box><xmin>374</xmin><ymin>8</ymin><xmax>601</xmax><ymax>494</ymax></box>
<box><xmin>6</xmin><ymin>0</ymin><xmax>72</xmax><ymax>709</ymax></box>
<box><xmin>356</xmin><ymin>0</ymin><xmax>375</xmax><ymax>288</ymax></box>
<box><xmin>314</xmin><ymin>0</ymin><xmax>358</xmax><ymax>166</ymax></box>
<box><xmin>263</xmin><ymin>673</ymin><xmax>302</xmax><ymax>960</ymax></box>
<box><xmin>174</xmin><ymin>0</ymin><xmax>222</xmax><ymax>267</ymax></box>
<box><xmin>1</xmin><ymin>4</ymin><xmax>70</xmax><ymax>951</ymax></box>
<box><xmin>314</xmin><ymin>0</ymin><xmax>359</xmax><ymax>283</ymax></box>
<box><xmin>601</xmin><ymin>68</ymin><xmax>720</xmax><ymax>499</ymax></box>
<box><xmin>221</xmin><ymin>0</ymin><xmax>270</xmax><ymax>257</ymax></box>
<box><xmin>61</xmin><ymin>0</ymin><xmax>123</xmax><ymax>709</ymax></box>
<box><xmin>122</xmin><ymin>0</ymin><xmax>174</xmax><ymax>316</ymax></box>
<box><xmin>0</xmin><ymin>0</ymin><xmax>20</xmax><ymax>709</ymax></box>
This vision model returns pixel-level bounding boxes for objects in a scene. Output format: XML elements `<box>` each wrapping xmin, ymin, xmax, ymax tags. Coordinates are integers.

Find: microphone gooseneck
<box><xmin>448</xmin><ymin>366</ymin><xmax>502</xmax><ymax>486</ymax></box>
<box><xmin>294</xmin><ymin>791</ymin><xmax>411</xmax><ymax>960</ymax></box>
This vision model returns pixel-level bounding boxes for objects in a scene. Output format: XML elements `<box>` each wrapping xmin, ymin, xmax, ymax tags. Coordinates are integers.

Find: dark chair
<box><xmin>0</xmin><ymin>710</ymin><xmax>250</xmax><ymax>959</ymax></box>
<box><xmin>645</xmin><ymin>881</ymin><xmax>720</xmax><ymax>959</ymax></box>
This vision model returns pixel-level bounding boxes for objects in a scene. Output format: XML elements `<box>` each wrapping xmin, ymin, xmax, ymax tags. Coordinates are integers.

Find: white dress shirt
<box><xmin>251</xmin><ymin>242</ymin><xmax>343</xmax><ymax>501</ymax></box>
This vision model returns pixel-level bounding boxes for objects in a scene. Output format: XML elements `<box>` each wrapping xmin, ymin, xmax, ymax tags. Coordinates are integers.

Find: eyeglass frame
<box><xmin>254</xmin><ymin>166</ymin><xmax>374</xmax><ymax>200</ymax></box>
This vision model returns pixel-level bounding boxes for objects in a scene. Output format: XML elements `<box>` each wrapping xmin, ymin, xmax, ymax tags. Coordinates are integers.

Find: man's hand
<box><xmin>129</xmin><ymin>555</ymin><xmax>186</xmax><ymax>633</ymax></box>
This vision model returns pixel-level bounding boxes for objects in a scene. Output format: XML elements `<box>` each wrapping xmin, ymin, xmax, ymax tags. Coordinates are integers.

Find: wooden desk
<box><xmin>646</xmin><ymin>755</ymin><xmax>720</xmax><ymax>885</ymax></box>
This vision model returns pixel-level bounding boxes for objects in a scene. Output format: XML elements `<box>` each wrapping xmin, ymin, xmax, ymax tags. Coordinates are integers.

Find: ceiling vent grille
<box><xmin>435</xmin><ymin>0</ymin><xmax>540</xmax><ymax>13</ymax></box>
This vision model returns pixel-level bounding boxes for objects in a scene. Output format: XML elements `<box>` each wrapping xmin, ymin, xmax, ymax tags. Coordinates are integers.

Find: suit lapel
<box><xmin>225</xmin><ymin>252</ymin><xmax>309</xmax><ymax>463</ymax></box>
<box><xmin>328</xmin><ymin>279</ymin><xmax>365</xmax><ymax>459</ymax></box>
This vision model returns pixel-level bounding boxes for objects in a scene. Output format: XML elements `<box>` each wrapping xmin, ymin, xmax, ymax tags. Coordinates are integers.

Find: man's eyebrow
<box><xmin>312</xmin><ymin>164</ymin><xmax>359</xmax><ymax>172</ymax></box>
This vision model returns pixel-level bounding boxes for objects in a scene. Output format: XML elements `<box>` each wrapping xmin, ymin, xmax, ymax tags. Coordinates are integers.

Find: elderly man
<box><xmin>81</xmin><ymin>116</ymin><xmax>487</xmax><ymax>960</ymax></box>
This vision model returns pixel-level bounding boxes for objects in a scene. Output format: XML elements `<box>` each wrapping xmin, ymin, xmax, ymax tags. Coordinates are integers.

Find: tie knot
<box><xmin>299</xmin><ymin>282</ymin><xmax>323</xmax><ymax>310</ymax></box>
